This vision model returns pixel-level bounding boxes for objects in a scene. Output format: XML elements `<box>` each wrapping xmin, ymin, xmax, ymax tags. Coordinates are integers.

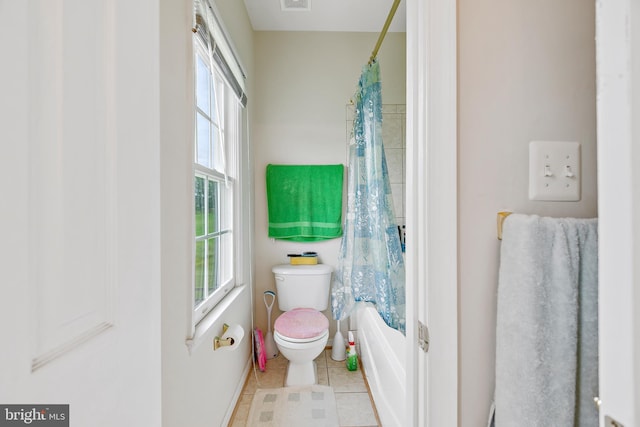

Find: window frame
<box><xmin>192</xmin><ymin>36</ymin><xmax>239</xmax><ymax>326</ymax></box>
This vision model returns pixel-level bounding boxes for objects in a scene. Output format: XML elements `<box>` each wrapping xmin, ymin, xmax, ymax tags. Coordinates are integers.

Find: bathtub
<box><xmin>354</xmin><ymin>302</ymin><xmax>406</xmax><ymax>427</ymax></box>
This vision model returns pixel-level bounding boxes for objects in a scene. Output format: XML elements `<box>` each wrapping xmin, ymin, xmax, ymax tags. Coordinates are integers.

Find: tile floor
<box><xmin>229</xmin><ymin>349</ymin><xmax>380</xmax><ymax>426</ymax></box>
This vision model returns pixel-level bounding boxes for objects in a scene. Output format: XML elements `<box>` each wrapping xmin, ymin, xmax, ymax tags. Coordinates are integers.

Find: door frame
<box><xmin>406</xmin><ymin>0</ymin><xmax>458</xmax><ymax>425</ymax></box>
<box><xmin>595</xmin><ymin>1</ymin><xmax>640</xmax><ymax>425</ymax></box>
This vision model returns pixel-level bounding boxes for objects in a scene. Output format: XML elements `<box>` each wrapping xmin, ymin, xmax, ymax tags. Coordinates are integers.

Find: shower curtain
<box><xmin>330</xmin><ymin>61</ymin><xmax>406</xmax><ymax>334</ymax></box>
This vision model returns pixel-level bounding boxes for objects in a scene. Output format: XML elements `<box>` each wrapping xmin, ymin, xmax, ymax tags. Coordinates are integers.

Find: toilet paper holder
<box><xmin>214</xmin><ymin>323</ymin><xmax>235</xmax><ymax>350</ymax></box>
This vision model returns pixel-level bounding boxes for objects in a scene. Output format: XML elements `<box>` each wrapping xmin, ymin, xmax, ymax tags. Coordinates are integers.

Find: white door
<box><xmin>0</xmin><ymin>2</ymin><xmax>162</xmax><ymax>426</ymax></box>
<box><xmin>595</xmin><ymin>1</ymin><xmax>640</xmax><ymax>426</ymax></box>
<box><xmin>406</xmin><ymin>0</ymin><xmax>458</xmax><ymax>425</ymax></box>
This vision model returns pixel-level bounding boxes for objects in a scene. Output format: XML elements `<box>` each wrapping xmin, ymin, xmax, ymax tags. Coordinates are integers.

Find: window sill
<box><xmin>185</xmin><ymin>284</ymin><xmax>247</xmax><ymax>355</ymax></box>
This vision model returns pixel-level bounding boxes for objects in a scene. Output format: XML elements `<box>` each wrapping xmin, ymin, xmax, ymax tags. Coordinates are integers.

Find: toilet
<box><xmin>272</xmin><ymin>264</ymin><xmax>332</xmax><ymax>386</ymax></box>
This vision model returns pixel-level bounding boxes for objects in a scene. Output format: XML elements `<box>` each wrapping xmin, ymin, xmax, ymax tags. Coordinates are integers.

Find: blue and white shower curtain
<box><xmin>330</xmin><ymin>61</ymin><xmax>406</xmax><ymax>334</ymax></box>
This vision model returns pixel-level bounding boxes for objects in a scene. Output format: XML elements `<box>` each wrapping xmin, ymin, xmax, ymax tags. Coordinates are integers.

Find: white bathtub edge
<box><xmin>355</xmin><ymin>302</ymin><xmax>406</xmax><ymax>427</ymax></box>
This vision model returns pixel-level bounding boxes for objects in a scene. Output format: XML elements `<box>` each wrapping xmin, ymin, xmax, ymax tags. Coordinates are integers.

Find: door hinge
<box><xmin>418</xmin><ymin>320</ymin><xmax>429</xmax><ymax>352</ymax></box>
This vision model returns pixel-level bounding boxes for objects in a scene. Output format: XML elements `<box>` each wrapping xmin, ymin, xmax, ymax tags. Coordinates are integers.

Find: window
<box><xmin>193</xmin><ymin>37</ymin><xmax>241</xmax><ymax>324</ymax></box>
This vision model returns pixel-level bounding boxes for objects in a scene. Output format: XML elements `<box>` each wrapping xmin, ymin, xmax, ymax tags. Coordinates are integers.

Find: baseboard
<box><xmin>222</xmin><ymin>356</ymin><xmax>252</xmax><ymax>426</ymax></box>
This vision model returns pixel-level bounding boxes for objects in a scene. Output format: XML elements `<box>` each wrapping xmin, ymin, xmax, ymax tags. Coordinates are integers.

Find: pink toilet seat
<box><xmin>274</xmin><ymin>308</ymin><xmax>329</xmax><ymax>341</ymax></box>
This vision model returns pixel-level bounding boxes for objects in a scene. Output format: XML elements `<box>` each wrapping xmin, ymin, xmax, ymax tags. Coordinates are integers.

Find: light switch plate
<box><xmin>529</xmin><ymin>141</ymin><xmax>581</xmax><ymax>201</ymax></box>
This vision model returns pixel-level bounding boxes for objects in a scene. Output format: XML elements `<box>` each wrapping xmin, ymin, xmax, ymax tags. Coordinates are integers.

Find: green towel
<box><xmin>266</xmin><ymin>164</ymin><xmax>344</xmax><ymax>242</ymax></box>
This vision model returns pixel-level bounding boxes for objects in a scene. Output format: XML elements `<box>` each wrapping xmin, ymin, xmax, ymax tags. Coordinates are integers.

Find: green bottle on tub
<box><xmin>346</xmin><ymin>331</ymin><xmax>358</xmax><ymax>371</ymax></box>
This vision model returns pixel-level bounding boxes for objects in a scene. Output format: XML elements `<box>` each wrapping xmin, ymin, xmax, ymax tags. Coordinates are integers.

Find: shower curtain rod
<box><xmin>368</xmin><ymin>0</ymin><xmax>402</xmax><ymax>65</ymax></box>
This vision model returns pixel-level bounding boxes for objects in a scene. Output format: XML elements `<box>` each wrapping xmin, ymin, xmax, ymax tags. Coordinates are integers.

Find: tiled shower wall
<box><xmin>345</xmin><ymin>103</ymin><xmax>406</xmax><ymax>230</ymax></box>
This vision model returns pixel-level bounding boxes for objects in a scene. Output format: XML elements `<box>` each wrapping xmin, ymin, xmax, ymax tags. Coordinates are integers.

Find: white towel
<box><xmin>495</xmin><ymin>214</ymin><xmax>598</xmax><ymax>427</ymax></box>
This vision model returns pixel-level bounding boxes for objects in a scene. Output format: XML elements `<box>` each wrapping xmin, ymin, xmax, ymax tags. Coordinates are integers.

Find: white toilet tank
<box><xmin>272</xmin><ymin>264</ymin><xmax>333</xmax><ymax>311</ymax></box>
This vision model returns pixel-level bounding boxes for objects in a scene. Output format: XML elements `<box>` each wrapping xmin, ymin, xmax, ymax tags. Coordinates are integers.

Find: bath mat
<box><xmin>247</xmin><ymin>385</ymin><xmax>339</xmax><ymax>427</ymax></box>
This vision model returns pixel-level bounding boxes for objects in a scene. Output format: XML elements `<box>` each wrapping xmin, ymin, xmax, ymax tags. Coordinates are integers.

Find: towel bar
<box><xmin>497</xmin><ymin>211</ymin><xmax>513</xmax><ymax>240</ymax></box>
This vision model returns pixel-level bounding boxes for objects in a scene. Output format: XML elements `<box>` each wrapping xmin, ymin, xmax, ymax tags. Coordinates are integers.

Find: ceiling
<box><xmin>242</xmin><ymin>0</ymin><xmax>406</xmax><ymax>33</ymax></box>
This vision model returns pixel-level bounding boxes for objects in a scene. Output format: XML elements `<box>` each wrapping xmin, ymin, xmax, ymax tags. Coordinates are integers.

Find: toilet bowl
<box><xmin>272</xmin><ymin>264</ymin><xmax>333</xmax><ymax>386</ymax></box>
<box><xmin>274</xmin><ymin>307</ymin><xmax>329</xmax><ymax>386</ymax></box>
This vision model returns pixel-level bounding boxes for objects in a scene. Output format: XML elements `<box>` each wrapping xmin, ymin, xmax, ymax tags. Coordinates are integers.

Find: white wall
<box><xmin>160</xmin><ymin>0</ymin><xmax>256</xmax><ymax>426</ymax></box>
<box><xmin>252</xmin><ymin>31</ymin><xmax>406</xmax><ymax>338</ymax></box>
<box><xmin>458</xmin><ymin>1</ymin><xmax>597</xmax><ymax>425</ymax></box>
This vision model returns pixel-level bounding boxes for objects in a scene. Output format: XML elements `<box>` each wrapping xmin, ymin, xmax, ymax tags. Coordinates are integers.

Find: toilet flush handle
<box><xmin>275</xmin><ymin>275</ymin><xmax>284</xmax><ymax>281</ymax></box>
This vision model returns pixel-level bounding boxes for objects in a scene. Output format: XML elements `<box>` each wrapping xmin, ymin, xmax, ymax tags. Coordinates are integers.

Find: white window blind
<box><xmin>193</xmin><ymin>0</ymin><xmax>247</xmax><ymax>107</ymax></box>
